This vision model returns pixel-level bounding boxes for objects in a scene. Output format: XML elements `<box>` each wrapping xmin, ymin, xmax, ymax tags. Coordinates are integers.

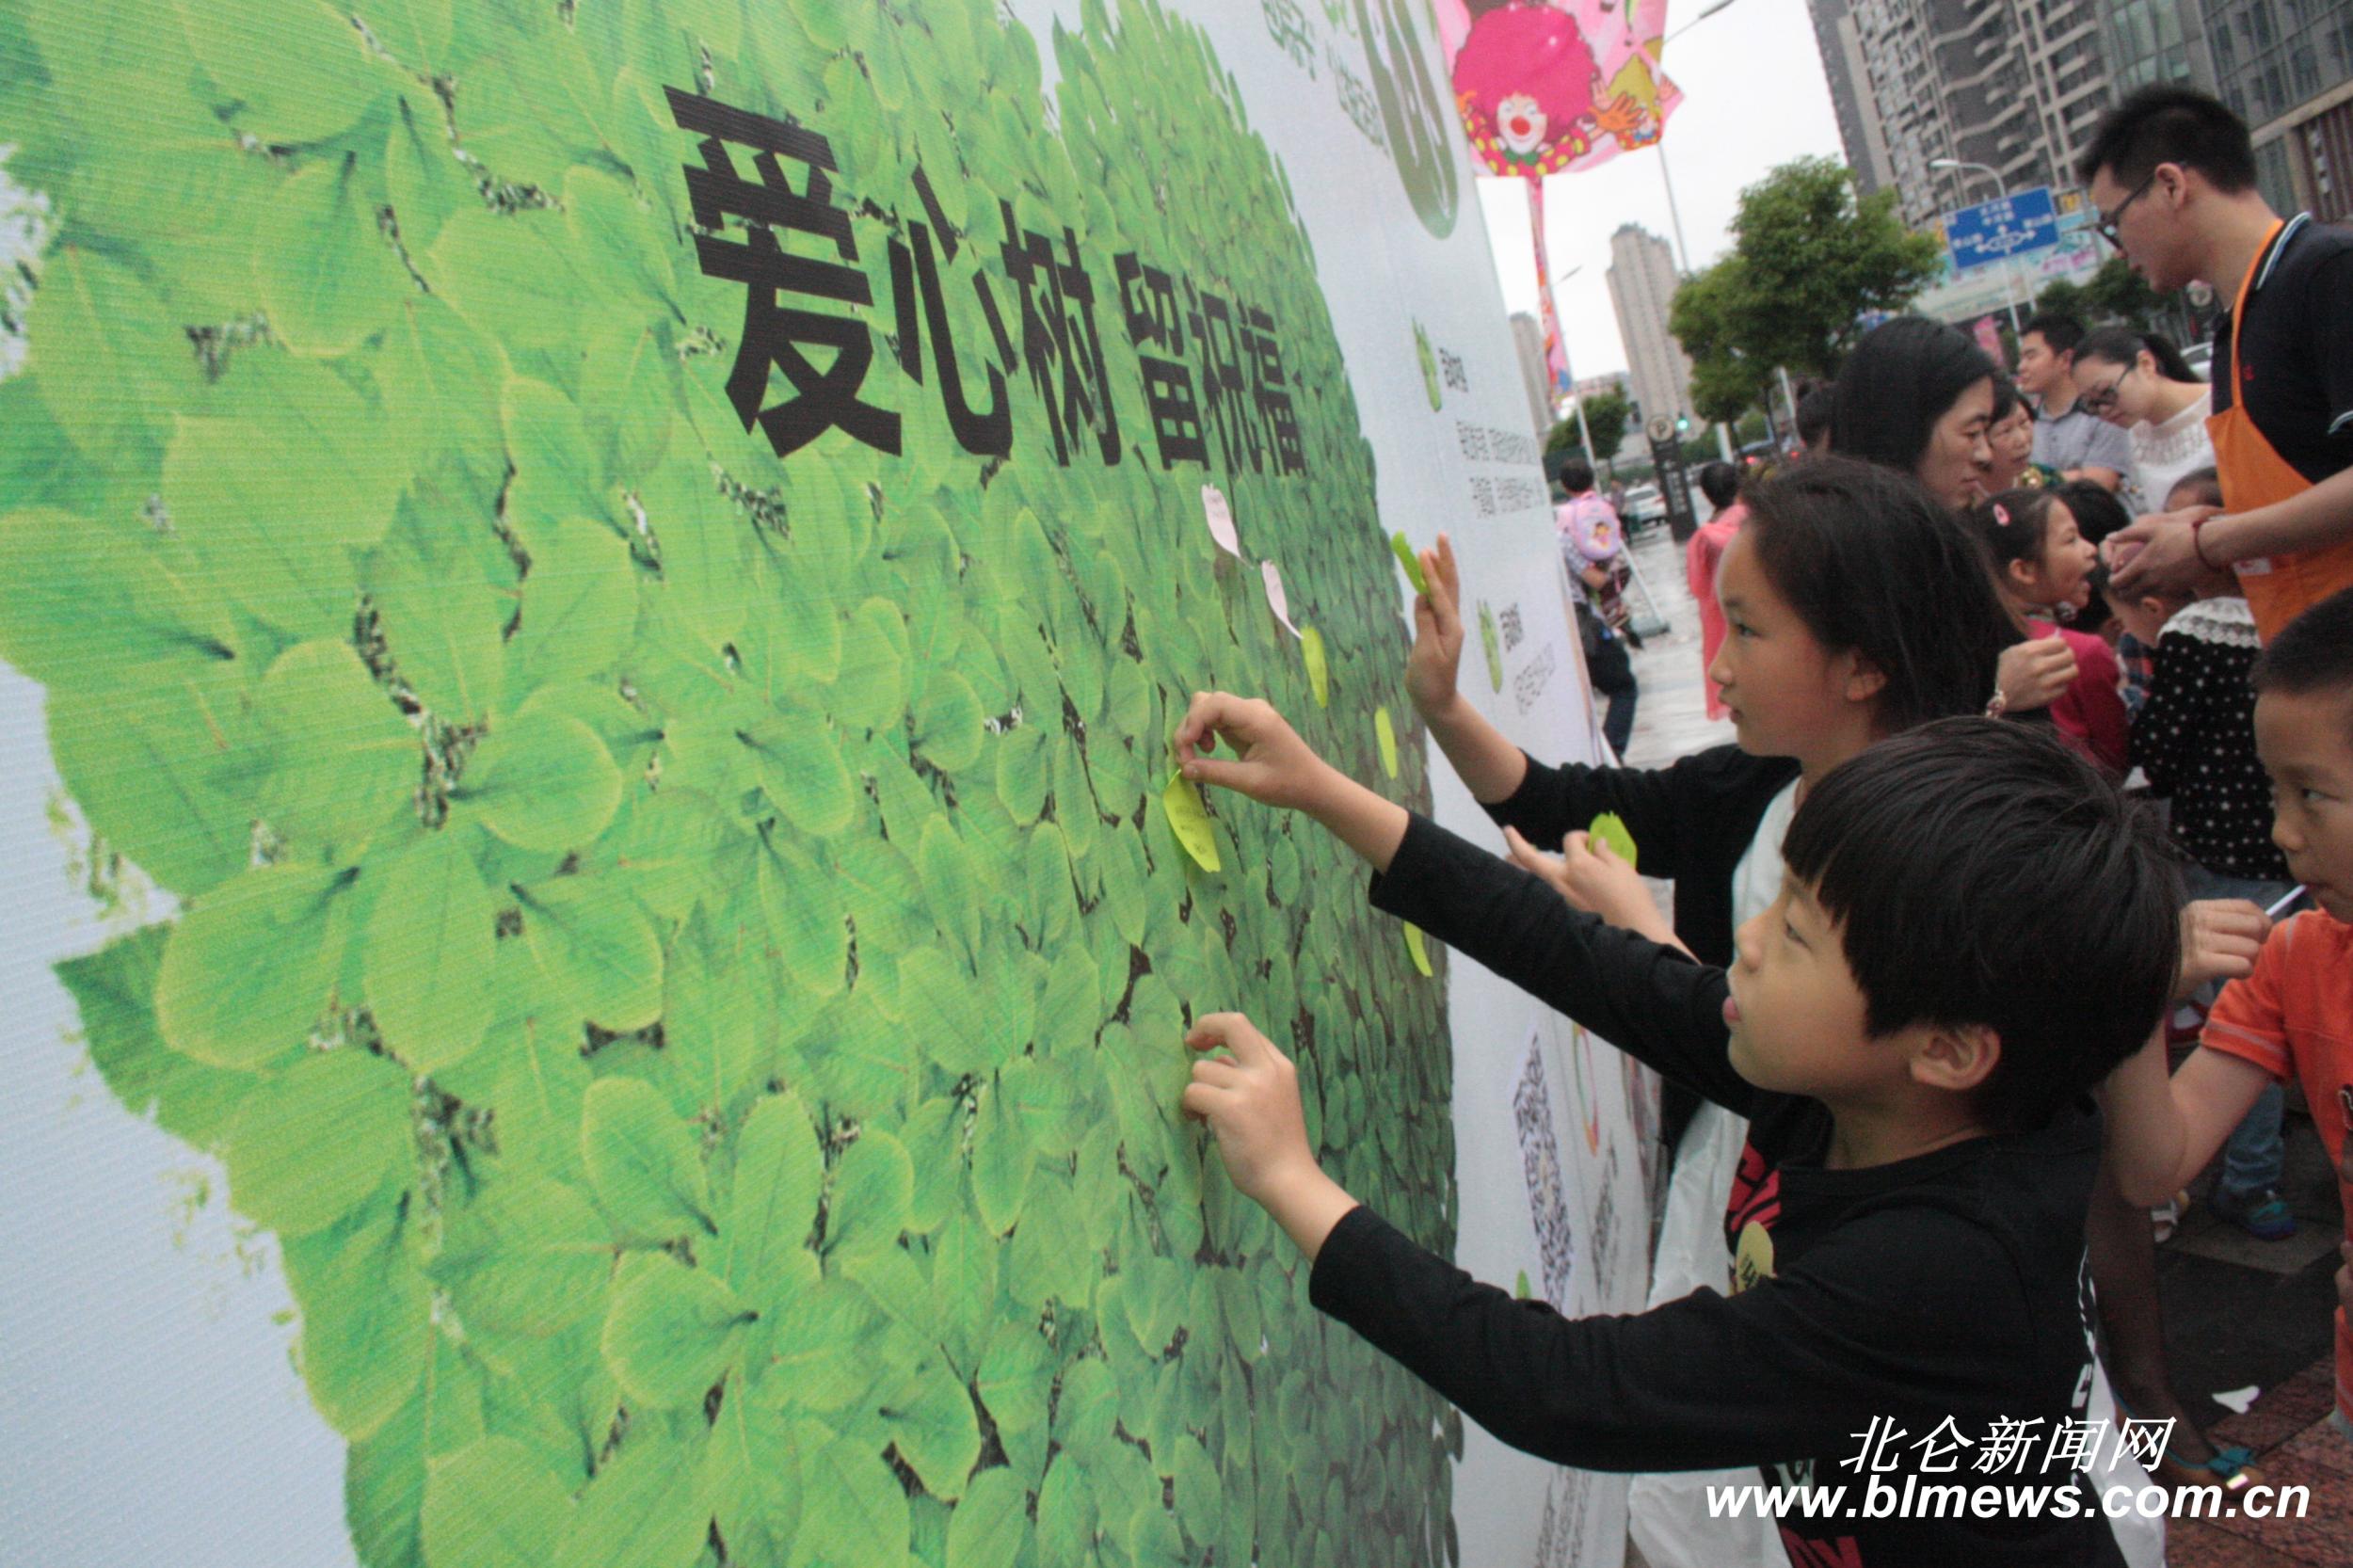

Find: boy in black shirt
<box><xmin>1171</xmin><ymin>708</ymin><xmax>2180</xmax><ymax>1566</ymax></box>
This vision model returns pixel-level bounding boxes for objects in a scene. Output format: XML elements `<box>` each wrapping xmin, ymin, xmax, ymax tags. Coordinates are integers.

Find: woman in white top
<box><xmin>2070</xmin><ymin>326</ymin><xmax>2213</xmax><ymax>514</ymax></box>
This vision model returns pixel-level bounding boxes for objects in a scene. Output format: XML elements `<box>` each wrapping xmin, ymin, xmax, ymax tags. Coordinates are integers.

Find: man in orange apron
<box><xmin>2086</xmin><ymin>87</ymin><xmax>2353</xmax><ymax>643</ymax></box>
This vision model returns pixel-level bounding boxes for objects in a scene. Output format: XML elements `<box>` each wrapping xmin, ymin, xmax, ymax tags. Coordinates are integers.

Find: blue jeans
<box><xmin>2184</xmin><ymin>868</ymin><xmax>2296</xmax><ymax>1199</ymax></box>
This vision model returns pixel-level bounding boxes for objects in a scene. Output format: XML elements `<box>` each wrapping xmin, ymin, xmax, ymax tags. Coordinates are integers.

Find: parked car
<box><xmin>1620</xmin><ymin>483</ymin><xmax>1667</xmax><ymax>524</ymax></box>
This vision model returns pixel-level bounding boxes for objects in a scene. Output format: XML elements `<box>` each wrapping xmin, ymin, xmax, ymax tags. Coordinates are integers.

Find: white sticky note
<box><xmin>1202</xmin><ymin>484</ymin><xmax>1241</xmax><ymax>557</ymax></box>
<box><xmin>1261</xmin><ymin>560</ymin><xmax>1301</xmax><ymax>639</ymax></box>
<box><xmin>2211</xmin><ymin>1384</ymin><xmax>2260</xmax><ymax>1415</ymax></box>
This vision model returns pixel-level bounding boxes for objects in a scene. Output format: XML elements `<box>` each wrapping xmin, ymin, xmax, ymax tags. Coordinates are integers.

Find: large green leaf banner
<box><xmin>0</xmin><ymin>1</ymin><xmax>1490</xmax><ymax>1565</ymax></box>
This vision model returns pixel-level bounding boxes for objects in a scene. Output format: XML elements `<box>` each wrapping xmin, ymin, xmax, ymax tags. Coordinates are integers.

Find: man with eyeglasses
<box><xmin>2014</xmin><ymin>312</ymin><xmax>2133</xmax><ymax>491</ymax></box>
<box><xmin>2089</xmin><ymin>86</ymin><xmax>2353</xmax><ymax>643</ymax></box>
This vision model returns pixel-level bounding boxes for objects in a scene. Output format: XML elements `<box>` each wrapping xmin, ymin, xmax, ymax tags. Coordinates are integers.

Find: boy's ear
<box><xmin>1909</xmin><ymin>1023</ymin><xmax>2001</xmax><ymax>1096</ymax></box>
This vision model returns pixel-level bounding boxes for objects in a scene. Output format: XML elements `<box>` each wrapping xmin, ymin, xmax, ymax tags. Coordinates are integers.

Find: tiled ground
<box><xmin>1603</xmin><ymin>517</ymin><xmax>2348</xmax><ymax>1566</ymax></box>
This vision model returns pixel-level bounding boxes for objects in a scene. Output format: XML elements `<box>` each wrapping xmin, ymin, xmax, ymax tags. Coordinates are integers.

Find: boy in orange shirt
<box><xmin>2107</xmin><ymin>584</ymin><xmax>2353</xmax><ymax>1442</ymax></box>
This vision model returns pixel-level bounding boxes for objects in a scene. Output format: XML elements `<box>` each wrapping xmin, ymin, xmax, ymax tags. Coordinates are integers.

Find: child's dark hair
<box><xmin>1795</xmin><ymin>379</ymin><xmax>1836</xmax><ymax>449</ymax></box>
<box><xmin>1742</xmin><ymin>457</ymin><xmax>2013</xmax><ymax>732</ymax></box>
<box><xmin>1697</xmin><ymin>460</ymin><xmax>1741</xmax><ymax>510</ymax></box>
<box><xmin>2251</xmin><ymin>586</ymin><xmax>2353</xmax><ymax>712</ymax></box>
<box><xmin>1557</xmin><ymin>458</ymin><xmax>1596</xmax><ymax>494</ymax></box>
<box><xmin>1964</xmin><ymin>487</ymin><xmax>2066</xmax><ymax>577</ymax></box>
<box><xmin>2166</xmin><ymin>466</ymin><xmax>2223</xmax><ymax>509</ymax></box>
<box><xmin>1783</xmin><ymin>718</ymin><xmax>2183</xmax><ymax>1130</ymax></box>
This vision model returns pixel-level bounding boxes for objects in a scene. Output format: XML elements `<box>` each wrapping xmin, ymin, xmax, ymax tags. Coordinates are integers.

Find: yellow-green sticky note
<box><xmin>1590</xmin><ymin>811</ymin><xmax>1639</xmax><ymax>871</ymax></box>
<box><xmin>1301</xmin><ymin>625</ymin><xmax>1329</xmax><ymax>708</ymax></box>
<box><xmin>1375</xmin><ymin>706</ymin><xmax>1399</xmax><ymax>779</ymax></box>
<box><xmin>1403</xmin><ymin>922</ymin><xmax>1433</xmax><ymax>977</ymax></box>
<box><xmin>1478</xmin><ymin>602</ymin><xmax>1503</xmax><ymax>692</ymax></box>
<box><xmin>1391</xmin><ymin>532</ymin><xmax>1428</xmax><ymax>595</ymax></box>
<box><xmin>1162</xmin><ymin>769</ymin><xmax>1221</xmax><ymax>872</ymax></box>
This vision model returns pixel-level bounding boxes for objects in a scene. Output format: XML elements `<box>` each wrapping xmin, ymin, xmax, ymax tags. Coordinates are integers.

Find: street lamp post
<box><xmin>1929</xmin><ymin>157</ymin><xmax>2028</xmax><ymax>342</ymax></box>
<box><xmin>1648</xmin><ymin>0</ymin><xmax>1742</xmax><ymax>460</ymax></box>
<box><xmin>1549</xmin><ymin>264</ymin><xmax>1598</xmax><ymax>472</ymax></box>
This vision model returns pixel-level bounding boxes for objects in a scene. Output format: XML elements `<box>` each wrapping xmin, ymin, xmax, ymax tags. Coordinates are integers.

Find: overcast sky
<box><xmin>1477</xmin><ymin>0</ymin><xmax>1849</xmax><ymax>383</ymax></box>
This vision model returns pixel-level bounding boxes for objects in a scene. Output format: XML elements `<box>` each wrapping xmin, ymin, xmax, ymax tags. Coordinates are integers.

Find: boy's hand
<box><xmin>1403</xmin><ymin>533</ymin><xmax>1465</xmax><ymax>718</ymax></box>
<box><xmin>1178</xmin><ymin>1013</ymin><xmax>1360</xmax><ymax>1263</ymax></box>
<box><xmin>1174</xmin><ymin>692</ymin><xmax>1338</xmax><ymax>812</ymax></box>
<box><xmin>1179</xmin><ymin>1013</ymin><xmax>1316</xmax><ymax>1206</ymax></box>
<box><xmin>1995</xmin><ymin>636</ymin><xmax>2076</xmax><ymax>714</ymax></box>
<box><xmin>1502</xmin><ymin>826</ymin><xmax>1674</xmax><ymax>946</ymax></box>
<box><xmin>2175</xmin><ymin>899</ymin><xmax>2269</xmax><ymax>1002</ymax></box>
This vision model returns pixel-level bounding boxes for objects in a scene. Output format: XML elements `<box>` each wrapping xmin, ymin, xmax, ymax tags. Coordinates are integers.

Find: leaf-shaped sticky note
<box><xmin>600</xmin><ymin>1252</ymin><xmax>752</xmax><ymax>1408</ymax></box>
<box><xmin>1391</xmin><ymin>531</ymin><xmax>1427</xmax><ymax>595</ymax></box>
<box><xmin>1479</xmin><ymin>601</ymin><xmax>1503</xmax><ymax>692</ymax></box>
<box><xmin>1590</xmin><ymin>811</ymin><xmax>1640</xmax><ymax>871</ymax></box>
<box><xmin>1202</xmin><ymin>484</ymin><xmax>1241</xmax><ymax>557</ymax></box>
<box><xmin>1301</xmin><ymin>625</ymin><xmax>1329</xmax><ymax>708</ymax></box>
<box><xmin>1403</xmin><ymin>922</ymin><xmax>1434</xmax><ymax>978</ymax></box>
<box><xmin>582</xmin><ymin>1076</ymin><xmax>714</xmax><ymax>1240</ymax></box>
<box><xmin>422</xmin><ymin>1437</ymin><xmax>575</xmax><ymax>1568</ymax></box>
<box><xmin>1161</xmin><ymin>769</ymin><xmax>1221</xmax><ymax>873</ymax></box>
<box><xmin>1375</xmin><ymin>706</ymin><xmax>1400</xmax><ymax>779</ymax></box>
<box><xmin>1260</xmin><ymin>559</ymin><xmax>1301</xmax><ymax>638</ymax></box>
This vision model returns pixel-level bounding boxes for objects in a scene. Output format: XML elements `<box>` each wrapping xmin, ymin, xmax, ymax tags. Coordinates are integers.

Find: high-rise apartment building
<box><xmin>2203</xmin><ymin>0</ymin><xmax>2353</xmax><ymax>221</ymax></box>
<box><xmin>1808</xmin><ymin>0</ymin><xmax>2121</xmax><ymax>228</ymax></box>
<box><xmin>1604</xmin><ymin>224</ymin><xmax>1695</xmax><ymax>431</ymax></box>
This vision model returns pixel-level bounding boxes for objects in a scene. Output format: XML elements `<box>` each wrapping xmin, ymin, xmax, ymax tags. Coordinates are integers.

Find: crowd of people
<box><xmin>1154</xmin><ymin>83</ymin><xmax>2348</xmax><ymax>1566</ymax></box>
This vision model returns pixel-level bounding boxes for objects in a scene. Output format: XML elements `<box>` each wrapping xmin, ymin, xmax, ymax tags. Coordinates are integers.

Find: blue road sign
<box><xmin>1944</xmin><ymin>187</ymin><xmax>2060</xmax><ymax>270</ymax></box>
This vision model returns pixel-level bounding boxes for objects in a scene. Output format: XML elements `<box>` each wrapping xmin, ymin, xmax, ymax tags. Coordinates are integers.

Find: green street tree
<box><xmin>1673</xmin><ymin>157</ymin><xmax>1943</xmax><ymax>400</ymax></box>
<box><xmin>1668</xmin><ymin>259</ymin><xmax>1774</xmax><ymax>428</ymax></box>
<box><xmin>1580</xmin><ymin>387</ymin><xmax>1632</xmax><ymax>466</ymax></box>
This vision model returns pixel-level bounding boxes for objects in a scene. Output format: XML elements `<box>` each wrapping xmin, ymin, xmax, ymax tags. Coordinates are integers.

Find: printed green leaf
<box><xmin>552</xmin><ymin>1421</ymin><xmax>709</xmax><ymax>1568</ymax></box>
<box><xmin>174</xmin><ymin>0</ymin><xmax>387</xmax><ymax>141</ymax></box>
<box><xmin>742</xmin><ymin>712</ymin><xmax>857</xmax><ymax>838</ymax></box>
<box><xmin>24</xmin><ymin>245</ymin><xmax>200</xmax><ymax>463</ymax></box>
<box><xmin>600</xmin><ymin>1253</ymin><xmax>753</xmax><ymax>1408</ymax></box>
<box><xmin>365</xmin><ymin>490</ymin><xmax>511</xmax><ymax>727</ymax></box>
<box><xmin>968</xmin><ymin>1075</ymin><xmax>1032</xmax><ymax>1237</ymax></box>
<box><xmin>706</xmin><ymin>1384</ymin><xmax>803</xmax><ymax>1565</ymax></box>
<box><xmin>877</xmin><ymin>1353</ymin><xmax>982</xmax><ymax>1500</ymax></box>
<box><xmin>1035</xmin><ymin>1453</ymin><xmax>1094</xmax><ymax>1568</ymax></box>
<box><xmin>155</xmin><ymin>863</ymin><xmax>351</xmax><ymax>1070</ymax></box>
<box><xmin>756</xmin><ymin>834</ymin><xmax>847</xmax><ymax>999</ymax></box>
<box><xmin>281</xmin><ymin>1199</ymin><xmax>431</xmax><ymax>1442</ymax></box>
<box><xmin>582</xmin><ymin>1076</ymin><xmax>713</xmax><ymax>1239</ymax></box>
<box><xmin>796</xmin><ymin>1433</ymin><xmax>913</xmax><ymax>1568</ymax></box>
<box><xmin>364</xmin><ymin>830</ymin><xmax>496</xmax><ymax>1075</ymax></box>
<box><xmin>433</xmin><ymin>1176</ymin><xmax>612</xmax><ymax>1338</ymax></box>
<box><xmin>752</xmin><ymin>1267</ymin><xmax>873</xmax><ymax>1415</ymax></box>
<box><xmin>421</xmin><ymin>1437</ymin><xmax>574</xmax><ymax>1568</ymax></box>
<box><xmin>947</xmin><ymin>1466</ymin><xmax>1031</xmax><ymax>1568</ymax></box>
<box><xmin>508</xmin><ymin>522</ymin><xmax>640</xmax><ymax>694</ymax></box>
<box><xmin>254</xmin><ymin>154</ymin><xmax>408</xmax><ymax>356</ymax></box>
<box><xmin>514</xmin><ymin>873</ymin><xmax>664</xmax><ymax>1032</ymax></box>
<box><xmin>256</xmin><ymin>640</ymin><xmax>419</xmax><ymax>848</ymax></box>
<box><xmin>911</xmin><ymin>670</ymin><xmax>984</xmax><ymax>772</ymax></box>
<box><xmin>918</xmin><ymin>817</ymin><xmax>982</xmax><ymax>968</ymax></box>
<box><xmin>455</xmin><ymin>713</ymin><xmax>623</xmax><ymax>854</ymax></box>
<box><xmin>719</xmin><ymin>1092</ymin><xmax>823</xmax><ymax>1307</ymax></box>
<box><xmin>824</xmin><ymin>1128</ymin><xmax>912</xmax><ymax>1261</ymax></box>
<box><xmin>225</xmin><ymin>1046</ymin><xmax>411</xmax><ymax>1237</ymax></box>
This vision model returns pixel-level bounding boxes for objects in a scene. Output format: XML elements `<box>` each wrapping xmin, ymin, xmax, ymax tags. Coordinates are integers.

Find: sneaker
<box><xmin>2210</xmin><ymin>1186</ymin><xmax>2297</xmax><ymax>1240</ymax></box>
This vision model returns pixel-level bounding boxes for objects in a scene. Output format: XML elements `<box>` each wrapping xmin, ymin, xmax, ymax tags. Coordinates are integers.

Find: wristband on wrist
<box><xmin>2190</xmin><ymin>514</ymin><xmax>2225</xmax><ymax>572</ymax></box>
